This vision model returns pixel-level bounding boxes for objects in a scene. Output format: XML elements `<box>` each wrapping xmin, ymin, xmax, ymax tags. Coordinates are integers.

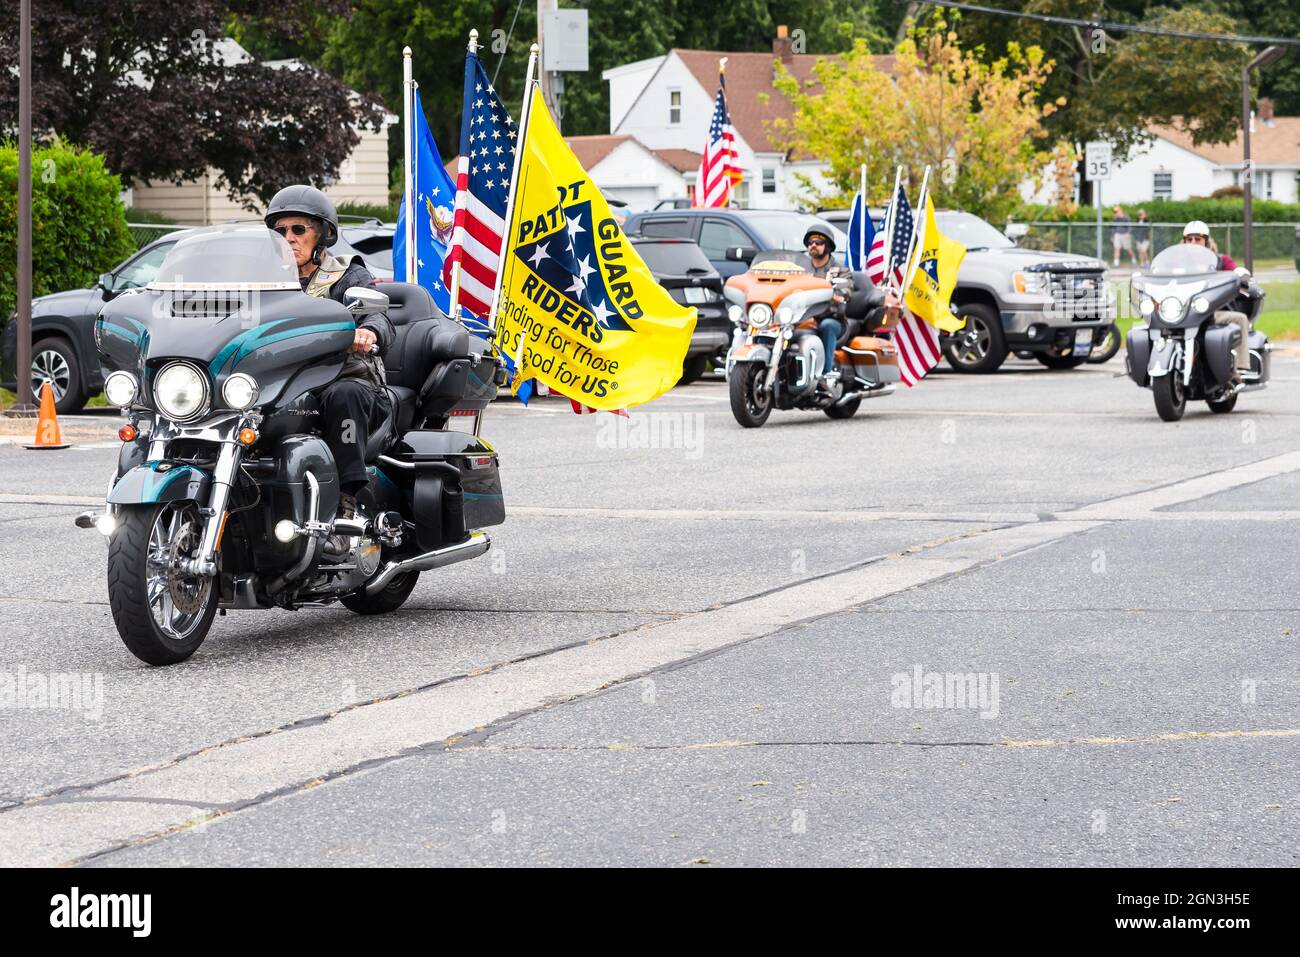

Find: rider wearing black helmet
<box><xmin>265</xmin><ymin>185</ymin><xmax>394</xmax><ymax>521</ymax></box>
<box><xmin>803</xmin><ymin>223</ymin><xmax>853</xmax><ymax>383</ymax></box>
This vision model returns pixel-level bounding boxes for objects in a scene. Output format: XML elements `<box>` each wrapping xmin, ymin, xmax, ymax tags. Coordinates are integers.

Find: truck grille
<box><xmin>1047</xmin><ymin>270</ymin><xmax>1107</xmax><ymax>320</ymax></box>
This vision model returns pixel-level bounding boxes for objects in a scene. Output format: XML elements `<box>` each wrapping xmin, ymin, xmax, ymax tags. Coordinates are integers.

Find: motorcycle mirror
<box><xmin>344</xmin><ymin>286</ymin><xmax>389</xmax><ymax>316</ymax></box>
<box><xmin>1005</xmin><ymin>223</ymin><xmax>1028</xmax><ymax>242</ymax></box>
<box><xmin>726</xmin><ymin>246</ymin><xmax>757</xmax><ymax>263</ymax></box>
<box><xmin>1234</xmin><ymin>266</ymin><xmax>1251</xmax><ymax>279</ymax></box>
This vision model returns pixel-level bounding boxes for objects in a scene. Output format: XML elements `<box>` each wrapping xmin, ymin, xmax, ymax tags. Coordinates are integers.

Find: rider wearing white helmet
<box><xmin>1183</xmin><ymin>221</ymin><xmax>1249</xmax><ymax>383</ymax></box>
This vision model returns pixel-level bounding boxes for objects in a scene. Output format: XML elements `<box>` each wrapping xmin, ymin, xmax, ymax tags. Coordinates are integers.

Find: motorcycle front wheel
<box><xmin>729</xmin><ymin>362</ymin><xmax>772</xmax><ymax>428</ymax></box>
<box><xmin>107</xmin><ymin>502</ymin><xmax>218</xmax><ymax>665</ymax></box>
<box><xmin>1152</xmin><ymin>373</ymin><xmax>1187</xmax><ymax>422</ymax></box>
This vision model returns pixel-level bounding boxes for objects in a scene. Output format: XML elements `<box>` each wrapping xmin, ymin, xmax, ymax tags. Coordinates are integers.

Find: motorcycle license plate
<box><xmin>1072</xmin><ymin>329</ymin><xmax>1093</xmax><ymax>357</ymax></box>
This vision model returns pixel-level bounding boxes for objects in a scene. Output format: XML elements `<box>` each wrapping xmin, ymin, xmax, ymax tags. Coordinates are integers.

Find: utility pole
<box><xmin>6</xmin><ymin>0</ymin><xmax>35</xmax><ymax>417</ymax></box>
<box><xmin>1242</xmin><ymin>46</ymin><xmax>1286</xmax><ymax>273</ymax></box>
<box><xmin>537</xmin><ymin>0</ymin><xmax>559</xmax><ymax>128</ymax></box>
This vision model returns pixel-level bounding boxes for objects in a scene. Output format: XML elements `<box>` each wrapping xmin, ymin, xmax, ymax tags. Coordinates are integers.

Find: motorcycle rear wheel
<box><xmin>729</xmin><ymin>363</ymin><xmax>772</xmax><ymax>428</ymax></box>
<box><xmin>824</xmin><ymin>395</ymin><xmax>861</xmax><ymax>419</ymax></box>
<box><xmin>340</xmin><ymin>571</ymin><xmax>420</xmax><ymax>615</ymax></box>
<box><xmin>1207</xmin><ymin>392</ymin><xmax>1238</xmax><ymax>414</ymax></box>
<box><xmin>107</xmin><ymin>502</ymin><xmax>218</xmax><ymax>665</ymax></box>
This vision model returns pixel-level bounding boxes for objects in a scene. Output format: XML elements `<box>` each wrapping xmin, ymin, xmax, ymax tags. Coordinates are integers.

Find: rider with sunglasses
<box><xmin>265</xmin><ymin>185</ymin><xmax>395</xmax><ymax>526</ymax></box>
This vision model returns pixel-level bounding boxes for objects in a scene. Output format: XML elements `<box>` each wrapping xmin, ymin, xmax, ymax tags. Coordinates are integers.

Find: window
<box><xmin>638</xmin><ymin>217</ymin><xmax>692</xmax><ymax>239</ymax></box>
<box><xmin>113</xmin><ymin>242</ymin><xmax>175</xmax><ymax>291</ymax></box>
<box><xmin>761</xmin><ymin>167</ymin><xmax>776</xmax><ymax>194</ymax></box>
<box><xmin>1260</xmin><ymin>170</ymin><xmax>1273</xmax><ymax>199</ymax></box>
<box><xmin>1153</xmin><ymin>171</ymin><xmax>1173</xmax><ymax>201</ymax></box>
<box><xmin>669</xmin><ymin>90</ymin><xmax>681</xmax><ymax>125</ymax></box>
<box><xmin>698</xmin><ymin>218</ymin><xmax>753</xmax><ymax>260</ymax></box>
<box><xmin>732</xmin><ymin>179</ymin><xmax>750</xmax><ymax>209</ymax></box>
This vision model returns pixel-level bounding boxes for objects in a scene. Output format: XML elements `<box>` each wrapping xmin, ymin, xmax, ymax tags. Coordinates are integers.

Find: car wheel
<box><xmin>943</xmin><ymin>304</ymin><xmax>1007</xmax><ymax>374</ymax></box>
<box><xmin>31</xmin><ymin>337</ymin><xmax>86</xmax><ymax>414</ymax></box>
<box><xmin>1034</xmin><ymin>352</ymin><xmax>1088</xmax><ymax>370</ymax></box>
<box><xmin>679</xmin><ymin>354</ymin><xmax>709</xmax><ymax>385</ymax></box>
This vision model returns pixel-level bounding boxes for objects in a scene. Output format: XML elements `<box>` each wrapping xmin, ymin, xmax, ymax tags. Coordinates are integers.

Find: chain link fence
<box><xmin>1017</xmin><ymin>221</ymin><xmax>1299</xmax><ymax>266</ymax></box>
<box><xmin>126</xmin><ymin>223</ymin><xmax>190</xmax><ymax>249</ymax></box>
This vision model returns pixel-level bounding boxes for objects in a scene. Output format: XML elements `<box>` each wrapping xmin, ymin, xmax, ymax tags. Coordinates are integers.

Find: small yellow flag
<box><xmin>493</xmin><ymin>88</ymin><xmax>696</xmax><ymax>409</ymax></box>
<box><xmin>903</xmin><ymin>195</ymin><xmax>966</xmax><ymax>334</ymax></box>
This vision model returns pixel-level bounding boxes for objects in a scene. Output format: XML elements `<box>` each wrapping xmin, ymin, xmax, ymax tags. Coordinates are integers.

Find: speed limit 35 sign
<box><xmin>1085</xmin><ymin>142</ymin><xmax>1112</xmax><ymax>182</ymax></box>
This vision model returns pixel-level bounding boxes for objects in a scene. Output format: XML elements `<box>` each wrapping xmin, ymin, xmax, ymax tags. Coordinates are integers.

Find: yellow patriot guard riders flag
<box><xmin>494</xmin><ymin>89</ymin><xmax>696</xmax><ymax>410</ymax></box>
<box><xmin>903</xmin><ymin>194</ymin><xmax>966</xmax><ymax>335</ymax></box>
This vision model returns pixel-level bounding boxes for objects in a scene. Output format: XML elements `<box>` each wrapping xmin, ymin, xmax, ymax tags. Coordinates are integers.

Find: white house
<box><xmin>601</xmin><ymin>30</ymin><xmax>894</xmax><ymax>210</ymax></box>
<box><xmin>1101</xmin><ymin>103</ymin><xmax>1300</xmax><ymax>205</ymax></box>
<box><xmin>562</xmin><ymin>135</ymin><xmax>699</xmax><ymax>208</ymax></box>
<box><xmin>126</xmin><ymin>39</ymin><xmax>395</xmax><ymax>225</ymax></box>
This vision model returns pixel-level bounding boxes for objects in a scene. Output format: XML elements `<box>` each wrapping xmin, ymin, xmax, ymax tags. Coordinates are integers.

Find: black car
<box><xmin>624</xmin><ymin>208</ymin><xmax>850</xmax><ymax>280</ymax></box>
<box><xmin>2</xmin><ymin>222</ymin><xmax>395</xmax><ymax>413</ymax></box>
<box><xmin>631</xmin><ymin>237</ymin><xmax>730</xmax><ymax>384</ymax></box>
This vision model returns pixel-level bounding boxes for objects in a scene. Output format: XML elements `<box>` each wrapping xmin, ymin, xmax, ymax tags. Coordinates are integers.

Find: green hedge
<box><xmin>1018</xmin><ymin>198</ymin><xmax>1300</xmax><ymax>224</ymax></box>
<box><xmin>0</xmin><ymin>141</ymin><xmax>136</xmax><ymax>321</ymax></box>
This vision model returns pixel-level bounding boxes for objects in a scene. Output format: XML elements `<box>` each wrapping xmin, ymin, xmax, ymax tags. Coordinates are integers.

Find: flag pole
<box><xmin>858</xmin><ymin>162</ymin><xmax>867</xmax><ymax>268</ymax></box>
<box><xmin>446</xmin><ymin>30</ymin><xmax>478</xmax><ymax>325</ymax></box>
<box><xmin>402</xmin><ymin>46</ymin><xmax>417</xmax><ymax>283</ymax></box>
<box><xmin>899</xmin><ymin>165</ymin><xmax>932</xmax><ymax>297</ymax></box>
<box><xmin>485</xmin><ymin>42</ymin><xmax>540</xmax><ymax>339</ymax></box>
<box><xmin>881</xmin><ymin>163</ymin><xmax>903</xmax><ymax>287</ymax></box>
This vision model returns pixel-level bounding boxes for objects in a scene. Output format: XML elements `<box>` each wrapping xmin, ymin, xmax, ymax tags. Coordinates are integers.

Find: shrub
<box><xmin>0</xmin><ymin>141</ymin><xmax>136</xmax><ymax>320</ymax></box>
<box><xmin>336</xmin><ymin>200</ymin><xmax>396</xmax><ymax>223</ymax></box>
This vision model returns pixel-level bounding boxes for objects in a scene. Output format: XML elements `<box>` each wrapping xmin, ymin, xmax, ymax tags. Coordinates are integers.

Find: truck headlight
<box><xmin>103</xmin><ymin>371</ymin><xmax>138</xmax><ymax>408</ymax></box>
<box><xmin>1013</xmin><ymin>271</ymin><xmax>1048</xmax><ymax>294</ymax></box>
<box><xmin>221</xmin><ymin>372</ymin><xmax>259</xmax><ymax>410</ymax></box>
<box><xmin>153</xmin><ymin>361</ymin><xmax>209</xmax><ymax>421</ymax></box>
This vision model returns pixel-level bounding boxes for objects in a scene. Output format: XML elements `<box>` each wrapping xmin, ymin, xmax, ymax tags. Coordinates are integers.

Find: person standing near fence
<box><xmin>1133</xmin><ymin>210</ymin><xmax>1151</xmax><ymax>268</ymax></box>
<box><xmin>1112</xmin><ymin>206</ymin><xmax>1133</xmax><ymax>267</ymax></box>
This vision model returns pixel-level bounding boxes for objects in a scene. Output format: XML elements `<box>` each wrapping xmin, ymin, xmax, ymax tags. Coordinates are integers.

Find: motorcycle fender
<box><xmin>1147</xmin><ymin>337</ymin><xmax>1180</xmax><ymax>378</ymax></box>
<box><xmin>108</xmin><ymin>461</ymin><xmax>212</xmax><ymax>505</ymax></box>
<box><xmin>730</xmin><ymin>343</ymin><xmax>772</xmax><ymax>364</ymax></box>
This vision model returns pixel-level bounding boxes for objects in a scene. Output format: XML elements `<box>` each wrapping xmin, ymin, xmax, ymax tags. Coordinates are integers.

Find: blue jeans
<box><xmin>818</xmin><ymin>318</ymin><xmax>843</xmax><ymax>374</ymax></box>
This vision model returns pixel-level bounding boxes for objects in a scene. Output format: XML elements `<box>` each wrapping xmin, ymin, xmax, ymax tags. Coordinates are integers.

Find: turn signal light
<box><xmin>237</xmin><ymin>428</ymin><xmax>258</xmax><ymax>446</ymax></box>
<box><xmin>118</xmin><ymin>424</ymin><xmax>137</xmax><ymax>443</ymax></box>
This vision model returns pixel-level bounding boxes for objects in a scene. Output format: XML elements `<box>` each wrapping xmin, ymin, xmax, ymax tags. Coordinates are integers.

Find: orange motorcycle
<box><xmin>723</xmin><ymin>250</ymin><xmax>898</xmax><ymax>428</ymax></box>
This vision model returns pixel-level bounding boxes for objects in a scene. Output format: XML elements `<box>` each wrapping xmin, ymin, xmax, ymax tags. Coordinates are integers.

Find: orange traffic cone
<box><xmin>24</xmin><ymin>381</ymin><xmax>70</xmax><ymax>450</ymax></box>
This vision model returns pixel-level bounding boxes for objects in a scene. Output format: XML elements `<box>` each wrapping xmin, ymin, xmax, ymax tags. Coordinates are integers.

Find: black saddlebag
<box><xmin>387</xmin><ymin>430</ymin><xmax>505</xmax><ymax>550</ymax></box>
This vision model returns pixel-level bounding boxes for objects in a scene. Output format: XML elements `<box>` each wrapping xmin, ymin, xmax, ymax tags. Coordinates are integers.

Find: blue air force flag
<box><xmin>394</xmin><ymin>88</ymin><xmax>456</xmax><ymax>315</ymax></box>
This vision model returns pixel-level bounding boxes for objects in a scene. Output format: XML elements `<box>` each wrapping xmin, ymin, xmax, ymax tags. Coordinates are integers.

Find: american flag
<box><xmin>867</xmin><ymin>182</ymin><xmax>913</xmax><ymax>288</ymax></box>
<box><xmin>893</xmin><ymin>306</ymin><xmax>943</xmax><ymax>387</ymax></box>
<box><xmin>693</xmin><ymin>72</ymin><xmax>740</xmax><ymax>208</ymax></box>
<box><xmin>442</xmin><ymin>51</ymin><xmax>517</xmax><ymax>321</ymax></box>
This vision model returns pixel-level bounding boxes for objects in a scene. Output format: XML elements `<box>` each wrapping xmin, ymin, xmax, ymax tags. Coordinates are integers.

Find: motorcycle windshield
<box><xmin>1148</xmin><ymin>244</ymin><xmax>1220</xmax><ymax>277</ymax></box>
<box><xmin>752</xmin><ymin>250</ymin><xmax>813</xmax><ymax>272</ymax></box>
<box><xmin>148</xmin><ymin>225</ymin><xmax>300</xmax><ymax>290</ymax></box>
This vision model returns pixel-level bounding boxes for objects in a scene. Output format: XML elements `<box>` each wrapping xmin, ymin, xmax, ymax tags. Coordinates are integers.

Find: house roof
<box><xmin>651</xmin><ymin>147</ymin><xmax>702</xmax><ymax>172</ymax></box>
<box><xmin>1153</xmin><ymin>119</ymin><xmax>1300</xmax><ymax>168</ymax></box>
<box><xmin>671</xmin><ymin>48</ymin><xmax>897</xmax><ymax>155</ymax></box>
<box><xmin>564</xmin><ymin>134</ymin><xmax>634</xmax><ymax>170</ymax></box>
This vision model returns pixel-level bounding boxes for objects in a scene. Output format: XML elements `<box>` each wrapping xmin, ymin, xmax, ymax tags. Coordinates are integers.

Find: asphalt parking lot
<box><xmin>1</xmin><ymin>356</ymin><xmax>1298</xmax><ymax>866</ymax></box>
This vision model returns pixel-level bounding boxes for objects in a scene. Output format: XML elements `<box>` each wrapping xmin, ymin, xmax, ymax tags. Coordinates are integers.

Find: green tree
<box><xmin>769</xmin><ymin>25</ymin><xmax>1065</xmax><ymax>219</ymax></box>
<box><xmin>931</xmin><ymin>1</ymin><xmax>1253</xmax><ymax>203</ymax></box>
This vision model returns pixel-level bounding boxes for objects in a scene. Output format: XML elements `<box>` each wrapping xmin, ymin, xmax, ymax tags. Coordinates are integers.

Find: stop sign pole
<box><xmin>6</xmin><ymin>0</ymin><xmax>35</xmax><ymax>417</ymax></box>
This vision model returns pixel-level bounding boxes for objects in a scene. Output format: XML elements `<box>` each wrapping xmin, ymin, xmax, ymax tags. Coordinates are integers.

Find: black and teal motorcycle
<box><xmin>78</xmin><ymin>225</ymin><xmax>504</xmax><ymax>665</ymax></box>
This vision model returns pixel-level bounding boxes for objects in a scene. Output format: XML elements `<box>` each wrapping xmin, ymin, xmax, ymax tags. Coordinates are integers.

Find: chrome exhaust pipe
<box><xmin>365</xmin><ymin>531</ymin><xmax>491</xmax><ymax>595</ymax></box>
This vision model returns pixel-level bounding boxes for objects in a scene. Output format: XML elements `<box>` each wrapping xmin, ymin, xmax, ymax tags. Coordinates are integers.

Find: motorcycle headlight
<box><xmin>1138</xmin><ymin>297</ymin><xmax>1155</xmax><ymax>317</ymax></box>
<box><xmin>221</xmin><ymin>372</ymin><xmax>259</xmax><ymax>411</ymax></box>
<box><xmin>153</xmin><ymin>361</ymin><xmax>209</xmax><ymax>421</ymax></box>
<box><xmin>728</xmin><ymin>304</ymin><xmax>744</xmax><ymax>324</ymax></box>
<box><xmin>1192</xmin><ymin>295</ymin><xmax>1211</xmax><ymax>315</ymax></box>
<box><xmin>1158</xmin><ymin>297</ymin><xmax>1184</xmax><ymax>323</ymax></box>
<box><xmin>777</xmin><ymin>305</ymin><xmax>794</xmax><ymax>324</ymax></box>
<box><xmin>749</xmin><ymin>303</ymin><xmax>773</xmax><ymax>327</ymax></box>
<box><xmin>103</xmin><ymin>371</ymin><xmax>138</xmax><ymax>408</ymax></box>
